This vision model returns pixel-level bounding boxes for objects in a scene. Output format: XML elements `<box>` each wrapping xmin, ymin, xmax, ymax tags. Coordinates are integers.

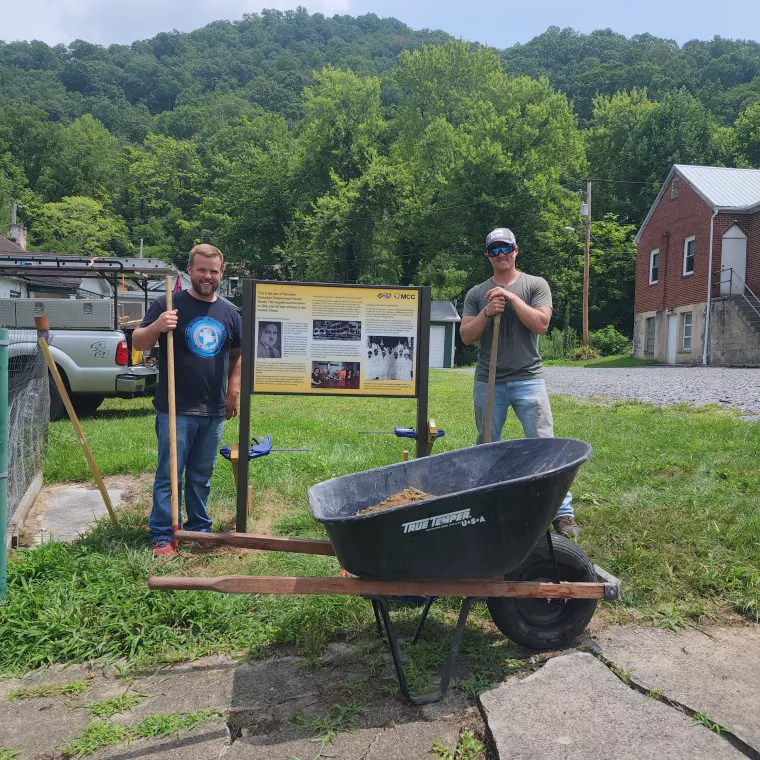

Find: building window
<box><xmin>682</xmin><ymin>312</ymin><xmax>692</xmax><ymax>351</ymax></box>
<box><xmin>9</xmin><ymin>289</ymin><xmax>21</xmax><ymax>299</ymax></box>
<box><xmin>649</xmin><ymin>249</ymin><xmax>659</xmax><ymax>284</ymax></box>
<box><xmin>645</xmin><ymin>317</ymin><xmax>655</xmax><ymax>354</ymax></box>
<box><xmin>671</xmin><ymin>178</ymin><xmax>679</xmax><ymax>199</ymax></box>
<box><xmin>683</xmin><ymin>236</ymin><xmax>695</xmax><ymax>276</ymax></box>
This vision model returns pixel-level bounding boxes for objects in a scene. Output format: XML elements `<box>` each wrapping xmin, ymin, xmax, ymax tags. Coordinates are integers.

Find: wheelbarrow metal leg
<box><xmin>402</xmin><ymin>596</ymin><xmax>435</xmax><ymax>645</ymax></box>
<box><xmin>371</xmin><ymin>595</ymin><xmax>483</xmax><ymax>705</ymax></box>
<box><xmin>546</xmin><ymin>529</ymin><xmax>562</xmax><ymax>584</ymax></box>
<box><xmin>371</xmin><ymin>599</ymin><xmax>384</xmax><ymax>639</ymax></box>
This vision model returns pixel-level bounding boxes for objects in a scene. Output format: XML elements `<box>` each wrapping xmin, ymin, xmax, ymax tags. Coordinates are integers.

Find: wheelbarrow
<box><xmin>148</xmin><ymin>438</ymin><xmax>620</xmax><ymax>704</ymax></box>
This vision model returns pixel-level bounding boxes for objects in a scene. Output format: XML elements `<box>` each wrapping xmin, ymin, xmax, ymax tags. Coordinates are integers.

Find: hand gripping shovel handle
<box><xmin>483</xmin><ymin>312</ymin><xmax>501</xmax><ymax>444</ymax></box>
<box><xmin>165</xmin><ymin>277</ymin><xmax>180</xmax><ymax>542</ymax></box>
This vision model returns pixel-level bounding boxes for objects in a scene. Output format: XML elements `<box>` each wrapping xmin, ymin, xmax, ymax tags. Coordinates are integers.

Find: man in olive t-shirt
<box><xmin>460</xmin><ymin>227</ymin><xmax>580</xmax><ymax>538</ymax></box>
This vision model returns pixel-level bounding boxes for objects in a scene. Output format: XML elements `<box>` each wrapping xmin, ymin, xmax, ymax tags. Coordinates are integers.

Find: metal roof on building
<box><xmin>431</xmin><ymin>301</ymin><xmax>461</xmax><ymax>322</ymax></box>
<box><xmin>675</xmin><ymin>165</ymin><xmax>760</xmax><ymax>209</ymax></box>
<box><xmin>635</xmin><ymin>165</ymin><xmax>760</xmax><ymax>244</ymax></box>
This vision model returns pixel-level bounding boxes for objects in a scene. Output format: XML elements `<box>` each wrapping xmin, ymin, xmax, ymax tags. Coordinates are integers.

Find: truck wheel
<box><xmin>73</xmin><ymin>394</ymin><xmax>105</xmax><ymax>415</ymax></box>
<box><xmin>487</xmin><ymin>534</ymin><xmax>598</xmax><ymax>651</ymax></box>
<box><xmin>48</xmin><ymin>368</ymin><xmax>70</xmax><ymax>422</ymax></box>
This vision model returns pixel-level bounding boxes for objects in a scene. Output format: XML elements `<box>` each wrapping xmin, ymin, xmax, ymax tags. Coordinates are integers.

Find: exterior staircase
<box><xmin>729</xmin><ymin>293</ymin><xmax>760</xmax><ymax>339</ymax></box>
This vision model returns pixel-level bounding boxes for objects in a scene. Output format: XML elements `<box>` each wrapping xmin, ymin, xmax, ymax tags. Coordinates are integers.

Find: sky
<box><xmin>4</xmin><ymin>0</ymin><xmax>760</xmax><ymax>49</ymax></box>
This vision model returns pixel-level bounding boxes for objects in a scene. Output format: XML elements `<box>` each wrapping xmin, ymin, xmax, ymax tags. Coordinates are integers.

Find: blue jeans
<box><xmin>474</xmin><ymin>378</ymin><xmax>574</xmax><ymax>519</ymax></box>
<box><xmin>149</xmin><ymin>412</ymin><xmax>225</xmax><ymax>542</ymax></box>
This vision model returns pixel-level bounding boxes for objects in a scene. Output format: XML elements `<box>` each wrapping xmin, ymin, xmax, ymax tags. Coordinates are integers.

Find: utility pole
<box><xmin>582</xmin><ymin>181</ymin><xmax>591</xmax><ymax>349</ymax></box>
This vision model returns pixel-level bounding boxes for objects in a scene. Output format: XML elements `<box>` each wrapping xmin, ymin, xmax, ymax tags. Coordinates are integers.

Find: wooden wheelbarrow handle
<box><xmin>175</xmin><ymin>530</ymin><xmax>335</xmax><ymax>556</ymax></box>
<box><xmin>148</xmin><ymin>573</ymin><xmax>607</xmax><ymax>599</ymax></box>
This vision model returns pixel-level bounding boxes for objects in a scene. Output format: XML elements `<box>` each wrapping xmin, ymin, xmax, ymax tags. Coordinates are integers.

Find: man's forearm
<box><xmin>460</xmin><ymin>310</ymin><xmax>489</xmax><ymax>345</ymax></box>
<box><xmin>132</xmin><ymin>323</ymin><xmax>162</xmax><ymax>351</ymax></box>
<box><xmin>510</xmin><ymin>297</ymin><xmax>550</xmax><ymax>335</ymax></box>
<box><xmin>227</xmin><ymin>351</ymin><xmax>242</xmax><ymax>396</ymax></box>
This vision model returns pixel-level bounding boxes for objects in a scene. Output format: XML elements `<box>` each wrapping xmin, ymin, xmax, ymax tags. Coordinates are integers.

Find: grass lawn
<box><xmin>543</xmin><ymin>355</ymin><xmax>656</xmax><ymax>368</ymax></box>
<box><xmin>2</xmin><ymin>370</ymin><xmax>759</xmax><ymax>678</ymax></box>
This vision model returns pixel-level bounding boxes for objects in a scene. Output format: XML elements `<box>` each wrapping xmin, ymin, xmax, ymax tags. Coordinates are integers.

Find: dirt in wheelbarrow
<box><xmin>357</xmin><ymin>487</ymin><xmax>433</xmax><ymax>515</ymax></box>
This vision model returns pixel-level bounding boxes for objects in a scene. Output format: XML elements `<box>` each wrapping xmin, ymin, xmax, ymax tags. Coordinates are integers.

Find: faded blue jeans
<box><xmin>474</xmin><ymin>378</ymin><xmax>574</xmax><ymax>518</ymax></box>
<box><xmin>149</xmin><ymin>412</ymin><xmax>225</xmax><ymax>543</ymax></box>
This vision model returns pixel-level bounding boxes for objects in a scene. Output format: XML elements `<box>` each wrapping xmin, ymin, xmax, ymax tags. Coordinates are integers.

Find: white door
<box><xmin>721</xmin><ymin>225</ymin><xmax>747</xmax><ymax>295</ymax></box>
<box><xmin>667</xmin><ymin>315</ymin><xmax>677</xmax><ymax>364</ymax></box>
<box><xmin>429</xmin><ymin>325</ymin><xmax>446</xmax><ymax>368</ymax></box>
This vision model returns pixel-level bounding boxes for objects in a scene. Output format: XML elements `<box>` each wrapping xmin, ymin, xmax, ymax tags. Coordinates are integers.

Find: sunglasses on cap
<box><xmin>487</xmin><ymin>244</ymin><xmax>515</xmax><ymax>257</ymax></box>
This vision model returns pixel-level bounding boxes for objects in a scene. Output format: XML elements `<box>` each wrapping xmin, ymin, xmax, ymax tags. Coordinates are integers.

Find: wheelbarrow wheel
<box><xmin>487</xmin><ymin>534</ymin><xmax>597</xmax><ymax>651</ymax></box>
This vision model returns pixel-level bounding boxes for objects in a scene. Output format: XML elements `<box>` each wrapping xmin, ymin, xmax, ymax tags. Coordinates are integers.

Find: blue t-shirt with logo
<box><xmin>141</xmin><ymin>291</ymin><xmax>243</xmax><ymax>416</ymax></box>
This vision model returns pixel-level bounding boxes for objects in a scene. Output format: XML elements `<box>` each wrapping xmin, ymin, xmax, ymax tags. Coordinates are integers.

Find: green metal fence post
<box><xmin>0</xmin><ymin>328</ymin><xmax>8</xmax><ymax>603</ymax></box>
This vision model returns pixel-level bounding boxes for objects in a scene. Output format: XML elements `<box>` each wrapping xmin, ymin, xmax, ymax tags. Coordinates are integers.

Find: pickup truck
<box><xmin>2</xmin><ymin>299</ymin><xmax>158</xmax><ymax>420</ymax></box>
<box><xmin>9</xmin><ymin>328</ymin><xmax>158</xmax><ymax>420</ymax></box>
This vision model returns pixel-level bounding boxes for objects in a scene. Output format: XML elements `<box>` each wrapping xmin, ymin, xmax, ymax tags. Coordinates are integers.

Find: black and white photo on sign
<box><xmin>365</xmin><ymin>336</ymin><xmax>414</xmax><ymax>380</ymax></box>
<box><xmin>257</xmin><ymin>321</ymin><xmax>282</xmax><ymax>358</ymax></box>
<box><xmin>312</xmin><ymin>319</ymin><xmax>361</xmax><ymax>341</ymax></box>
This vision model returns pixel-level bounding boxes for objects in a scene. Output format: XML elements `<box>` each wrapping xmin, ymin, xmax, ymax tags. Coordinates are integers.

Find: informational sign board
<box><xmin>250</xmin><ymin>282</ymin><xmax>422</xmax><ymax>398</ymax></box>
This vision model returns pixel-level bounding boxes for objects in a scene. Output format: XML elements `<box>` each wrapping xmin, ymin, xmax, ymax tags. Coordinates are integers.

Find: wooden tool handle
<box><xmin>37</xmin><ymin>336</ymin><xmax>118</xmax><ymax>525</ymax></box>
<box><xmin>165</xmin><ymin>276</ymin><xmax>179</xmax><ymax>536</ymax></box>
<box><xmin>483</xmin><ymin>312</ymin><xmax>501</xmax><ymax>444</ymax></box>
<box><xmin>148</xmin><ymin>574</ymin><xmax>606</xmax><ymax>599</ymax></box>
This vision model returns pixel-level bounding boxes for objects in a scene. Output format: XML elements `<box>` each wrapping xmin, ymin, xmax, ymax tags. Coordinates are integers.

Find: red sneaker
<box><xmin>152</xmin><ymin>540</ymin><xmax>176</xmax><ymax>557</ymax></box>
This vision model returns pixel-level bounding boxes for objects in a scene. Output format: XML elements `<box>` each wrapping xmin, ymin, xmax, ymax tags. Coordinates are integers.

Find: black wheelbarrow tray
<box><xmin>148</xmin><ymin>438</ymin><xmax>621</xmax><ymax>704</ymax></box>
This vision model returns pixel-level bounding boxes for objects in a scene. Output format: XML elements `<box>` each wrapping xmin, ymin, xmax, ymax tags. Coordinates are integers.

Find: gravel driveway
<box><xmin>453</xmin><ymin>366</ymin><xmax>760</xmax><ymax>419</ymax></box>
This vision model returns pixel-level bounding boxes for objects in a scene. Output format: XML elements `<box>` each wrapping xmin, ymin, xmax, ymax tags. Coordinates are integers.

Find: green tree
<box><xmin>37</xmin><ymin>114</ymin><xmax>120</xmax><ymax>202</ymax></box>
<box><xmin>588</xmin><ymin>88</ymin><xmax>726</xmax><ymax>223</ymax></box>
<box><xmin>295</xmin><ymin>67</ymin><xmax>386</xmax><ymax>197</ymax></box>
<box><xmin>30</xmin><ymin>196</ymin><xmax>132</xmax><ymax>256</ymax></box>
<box><xmin>735</xmin><ymin>100</ymin><xmax>760</xmax><ymax>166</ymax></box>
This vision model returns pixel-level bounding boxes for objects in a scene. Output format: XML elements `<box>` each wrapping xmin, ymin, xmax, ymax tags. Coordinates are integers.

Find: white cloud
<box><xmin>3</xmin><ymin>0</ymin><xmax>352</xmax><ymax>47</ymax></box>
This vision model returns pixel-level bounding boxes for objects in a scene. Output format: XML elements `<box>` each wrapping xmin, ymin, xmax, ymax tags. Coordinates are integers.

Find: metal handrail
<box><xmin>716</xmin><ymin>267</ymin><xmax>760</xmax><ymax>321</ymax></box>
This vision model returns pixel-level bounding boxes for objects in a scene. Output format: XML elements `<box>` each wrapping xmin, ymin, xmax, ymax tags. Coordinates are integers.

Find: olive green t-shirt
<box><xmin>463</xmin><ymin>273</ymin><xmax>552</xmax><ymax>383</ymax></box>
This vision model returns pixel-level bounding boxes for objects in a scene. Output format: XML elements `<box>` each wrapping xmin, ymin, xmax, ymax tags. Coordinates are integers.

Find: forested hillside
<box><xmin>2</xmin><ymin>9</ymin><xmax>760</xmax><ymax>332</ymax></box>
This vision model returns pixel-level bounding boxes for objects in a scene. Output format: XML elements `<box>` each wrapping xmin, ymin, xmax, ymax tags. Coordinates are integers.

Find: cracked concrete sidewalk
<box><xmin>3</xmin><ymin>625</ymin><xmax>759</xmax><ymax>759</ymax></box>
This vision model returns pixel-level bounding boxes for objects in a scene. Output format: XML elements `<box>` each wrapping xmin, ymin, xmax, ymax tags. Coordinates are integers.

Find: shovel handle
<box><xmin>484</xmin><ymin>312</ymin><xmax>501</xmax><ymax>444</ymax></box>
<box><xmin>165</xmin><ymin>277</ymin><xmax>179</xmax><ymax>536</ymax></box>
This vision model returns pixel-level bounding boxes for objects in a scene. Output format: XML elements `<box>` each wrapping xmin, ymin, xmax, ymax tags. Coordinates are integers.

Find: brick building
<box><xmin>634</xmin><ymin>165</ymin><xmax>760</xmax><ymax>365</ymax></box>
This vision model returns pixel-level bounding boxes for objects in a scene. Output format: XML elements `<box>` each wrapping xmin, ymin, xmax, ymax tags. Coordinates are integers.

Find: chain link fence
<box><xmin>5</xmin><ymin>329</ymin><xmax>49</xmax><ymax>529</ymax></box>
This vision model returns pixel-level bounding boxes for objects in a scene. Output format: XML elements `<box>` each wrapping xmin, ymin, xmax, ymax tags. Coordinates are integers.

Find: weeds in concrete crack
<box><xmin>607</xmin><ymin>661</ymin><xmax>633</xmax><ymax>685</ymax></box>
<box><xmin>6</xmin><ymin>679</ymin><xmax>90</xmax><ymax>701</ymax></box>
<box><xmin>0</xmin><ymin>748</ymin><xmax>23</xmax><ymax>760</ymax></box>
<box><xmin>58</xmin><ymin>709</ymin><xmax>221</xmax><ymax>758</ymax></box>
<box><xmin>693</xmin><ymin>712</ymin><xmax>725</xmax><ymax>736</ymax></box>
<box><xmin>291</xmin><ymin>700</ymin><xmax>366</xmax><ymax>759</ymax></box>
<box><xmin>432</xmin><ymin>731</ymin><xmax>485</xmax><ymax>760</ymax></box>
<box><xmin>647</xmin><ymin>688</ymin><xmax>664</xmax><ymax>701</ymax></box>
<box><xmin>87</xmin><ymin>691</ymin><xmax>147</xmax><ymax>718</ymax></box>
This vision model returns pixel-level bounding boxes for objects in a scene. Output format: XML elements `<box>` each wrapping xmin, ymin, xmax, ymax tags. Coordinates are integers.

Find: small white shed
<box><xmin>429</xmin><ymin>301</ymin><xmax>461</xmax><ymax>368</ymax></box>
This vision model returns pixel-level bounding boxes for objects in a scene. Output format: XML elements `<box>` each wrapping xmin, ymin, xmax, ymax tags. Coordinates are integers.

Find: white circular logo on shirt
<box><xmin>186</xmin><ymin>316</ymin><xmax>226</xmax><ymax>358</ymax></box>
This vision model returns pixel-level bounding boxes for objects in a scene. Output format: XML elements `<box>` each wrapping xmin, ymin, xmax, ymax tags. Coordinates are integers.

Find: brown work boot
<box><xmin>553</xmin><ymin>516</ymin><xmax>582</xmax><ymax>539</ymax></box>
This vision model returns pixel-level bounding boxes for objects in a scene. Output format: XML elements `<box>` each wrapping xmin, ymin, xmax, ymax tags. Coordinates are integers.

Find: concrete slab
<box><xmin>116</xmin><ymin>655</ymin><xmax>237</xmax><ymax>724</ymax></box>
<box><xmin>596</xmin><ymin>625</ymin><xmax>760</xmax><ymax>752</ymax></box>
<box><xmin>230</xmin><ymin>719</ymin><xmax>461</xmax><ymax>760</ymax></box>
<box><xmin>227</xmin><ymin>648</ymin><xmax>467</xmax><ymax>739</ymax></box>
<box><xmin>89</xmin><ymin>719</ymin><xmax>231</xmax><ymax>759</ymax></box>
<box><xmin>0</xmin><ymin>691</ymin><xmax>93</xmax><ymax>758</ymax></box>
<box><xmin>28</xmin><ymin>484</ymin><xmax>124</xmax><ymax>543</ymax></box>
<box><xmin>0</xmin><ymin>665</ymin><xmax>136</xmax><ymax>757</ymax></box>
<box><xmin>480</xmin><ymin>651</ymin><xmax>745</xmax><ymax>760</ymax></box>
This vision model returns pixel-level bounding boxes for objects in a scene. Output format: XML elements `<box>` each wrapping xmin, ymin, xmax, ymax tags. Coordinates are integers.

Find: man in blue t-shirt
<box><xmin>134</xmin><ymin>244</ymin><xmax>243</xmax><ymax>556</ymax></box>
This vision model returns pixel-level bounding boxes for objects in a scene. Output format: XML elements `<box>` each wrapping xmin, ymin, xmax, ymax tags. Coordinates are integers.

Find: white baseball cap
<box><xmin>485</xmin><ymin>228</ymin><xmax>517</xmax><ymax>249</ymax></box>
